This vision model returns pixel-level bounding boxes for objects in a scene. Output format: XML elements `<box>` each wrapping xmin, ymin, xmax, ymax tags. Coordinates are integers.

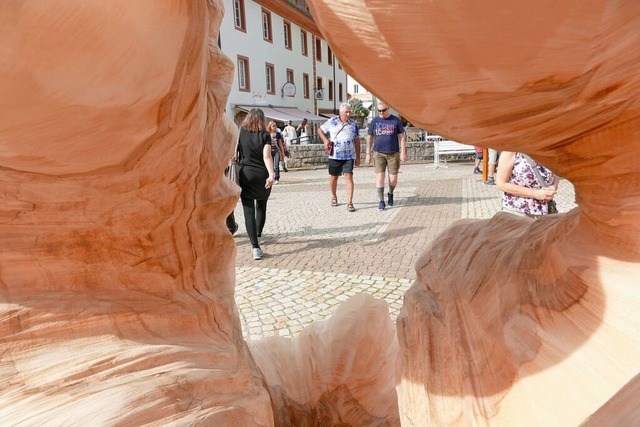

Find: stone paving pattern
<box><xmin>233</xmin><ymin>162</ymin><xmax>577</xmax><ymax>340</ymax></box>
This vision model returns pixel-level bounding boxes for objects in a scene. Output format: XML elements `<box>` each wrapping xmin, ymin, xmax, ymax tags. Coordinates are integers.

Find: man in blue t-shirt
<box><xmin>319</xmin><ymin>103</ymin><xmax>361</xmax><ymax>212</ymax></box>
<box><xmin>366</xmin><ymin>101</ymin><xmax>407</xmax><ymax>210</ymax></box>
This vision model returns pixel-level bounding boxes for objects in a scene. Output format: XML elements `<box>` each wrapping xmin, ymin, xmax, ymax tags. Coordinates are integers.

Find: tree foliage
<box><xmin>348</xmin><ymin>98</ymin><xmax>370</xmax><ymax>118</ymax></box>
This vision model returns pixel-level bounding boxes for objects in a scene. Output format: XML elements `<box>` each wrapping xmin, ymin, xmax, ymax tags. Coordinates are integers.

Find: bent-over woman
<box><xmin>496</xmin><ymin>151</ymin><xmax>559</xmax><ymax>219</ymax></box>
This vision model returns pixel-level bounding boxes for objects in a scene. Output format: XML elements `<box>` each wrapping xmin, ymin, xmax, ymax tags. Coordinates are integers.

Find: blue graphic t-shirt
<box><xmin>367</xmin><ymin>115</ymin><xmax>404</xmax><ymax>153</ymax></box>
<box><xmin>320</xmin><ymin>116</ymin><xmax>360</xmax><ymax>160</ymax></box>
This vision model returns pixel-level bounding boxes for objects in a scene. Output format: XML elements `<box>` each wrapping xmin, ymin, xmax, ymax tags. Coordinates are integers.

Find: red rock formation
<box><xmin>2</xmin><ymin>0</ymin><xmax>639</xmax><ymax>425</ymax></box>
<box><xmin>0</xmin><ymin>1</ymin><xmax>272</xmax><ymax>424</ymax></box>
<box><xmin>250</xmin><ymin>294</ymin><xmax>400</xmax><ymax>426</ymax></box>
<box><xmin>303</xmin><ymin>0</ymin><xmax>640</xmax><ymax>425</ymax></box>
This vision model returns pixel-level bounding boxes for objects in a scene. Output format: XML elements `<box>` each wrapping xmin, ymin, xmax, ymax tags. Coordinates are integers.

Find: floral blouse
<box><xmin>320</xmin><ymin>116</ymin><xmax>360</xmax><ymax>160</ymax></box>
<box><xmin>502</xmin><ymin>153</ymin><xmax>555</xmax><ymax>216</ymax></box>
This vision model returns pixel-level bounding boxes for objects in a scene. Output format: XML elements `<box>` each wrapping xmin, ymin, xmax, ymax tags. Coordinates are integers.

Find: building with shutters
<box><xmin>219</xmin><ymin>0</ymin><xmax>349</xmax><ymax>132</ymax></box>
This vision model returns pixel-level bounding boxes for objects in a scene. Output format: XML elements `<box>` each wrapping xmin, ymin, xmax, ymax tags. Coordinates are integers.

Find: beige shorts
<box><xmin>374</xmin><ymin>151</ymin><xmax>400</xmax><ymax>174</ymax></box>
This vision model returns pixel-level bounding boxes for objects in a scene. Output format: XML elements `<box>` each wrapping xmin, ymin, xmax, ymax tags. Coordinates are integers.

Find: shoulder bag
<box><xmin>325</xmin><ymin>122</ymin><xmax>348</xmax><ymax>156</ymax></box>
<box><xmin>521</xmin><ymin>154</ymin><xmax>558</xmax><ymax>214</ymax></box>
<box><xmin>224</xmin><ymin>137</ymin><xmax>241</xmax><ymax>234</ymax></box>
<box><xmin>224</xmin><ymin>137</ymin><xmax>241</xmax><ymax>186</ymax></box>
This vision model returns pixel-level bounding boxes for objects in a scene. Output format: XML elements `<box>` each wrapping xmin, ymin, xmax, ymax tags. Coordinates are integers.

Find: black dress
<box><xmin>238</xmin><ymin>128</ymin><xmax>272</xmax><ymax>200</ymax></box>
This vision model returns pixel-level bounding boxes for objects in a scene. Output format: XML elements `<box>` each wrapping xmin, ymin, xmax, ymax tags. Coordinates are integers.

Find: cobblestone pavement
<box><xmin>233</xmin><ymin>162</ymin><xmax>577</xmax><ymax>340</ymax></box>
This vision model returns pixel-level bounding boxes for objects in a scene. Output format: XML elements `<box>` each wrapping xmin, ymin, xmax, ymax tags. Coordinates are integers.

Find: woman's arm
<box><xmin>262</xmin><ymin>143</ymin><xmax>274</xmax><ymax>188</ymax></box>
<box><xmin>495</xmin><ymin>151</ymin><xmax>556</xmax><ymax>201</ymax></box>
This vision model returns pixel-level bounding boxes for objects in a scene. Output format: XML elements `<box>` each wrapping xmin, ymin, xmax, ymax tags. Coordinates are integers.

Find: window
<box><xmin>315</xmin><ymin>37</ymin><xmax>322</xmax><ymax>61</ymax></box>
<box><xmin>237</xmin><ymin>55</ymin><xmax>250</xmax><ymax>92</ymax></box>
<box><xmin>283</xmin><ymin>21</ymin><xmax>292</xmax><ymax>50</ymax></box>
<box><xmin>354</xmin><ymin>84</ymin><xmax>359</xmax><ymax>94</ymax></box>
<box><xmin>328</xmin><ymin>46</ymin><xmax>333</xmax><ymax>66</ymax></box>
<box><xmin>232</xmin><ymin>0</ymin><xmax>246</xmax><ymax>32</ymax></box>
<box><xmin>328</xmin><ymin>80</ymin><xmax>334</xmax><ymax>101</ymax></box>
<box><xmin>265</xmin><ymin>63</ymin><xmax>275</xmax><ymax>94</ymax></box>
<box><xmin>316</xmin><ymin>77</ymin><xmax>323</xmax><ymax>91</ymax></box>
<box><xmin>262</xmin><ymin>9</ymin><xmax>272</xmax><ymax>42</ymax></box>
<box><xmin>303</xmin><ymin>73</ymin><xmax>309</xmax><ymax>99</ymax></box>
<box><xmin>286</xmin><ymin>68</ymin><xmax>294</xmax><ymax>84</ymax></box>
<box><xmin>300</xmin><ymin>30</ymin><xmax>308</xmax><ymax>56</ymax></box>
<box><xmin>338</xmin><ymin>83</ymin><xmax>343</xmax><ymax>102</ymax></box>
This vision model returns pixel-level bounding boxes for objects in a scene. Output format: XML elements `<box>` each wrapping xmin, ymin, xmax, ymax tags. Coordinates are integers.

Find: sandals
<box><xmin>332</xmin><ymin>196</ymin><xmax>355</xmax><ymax>212</ymax></box>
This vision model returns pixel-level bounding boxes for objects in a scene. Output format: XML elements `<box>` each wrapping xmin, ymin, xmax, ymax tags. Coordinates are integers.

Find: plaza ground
<box><xmin>232</xmin><ymin>162</ymin><xmax>577</xmax><ymax>340</ymax></box>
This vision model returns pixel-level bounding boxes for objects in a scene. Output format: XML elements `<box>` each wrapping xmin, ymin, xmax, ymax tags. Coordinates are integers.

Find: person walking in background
<box><xmin>296</xmin><ymin>118</ymin><xmax>309</xmax><ymax>144</ymax></box>
<box><xmin>267</xmin><ymin>121</ymin><xmax>286</xmax><ymax>184</ymax></box>
<box><xmin>365</xmin><ymin>101</ymin><xmax>407</xmax><ymax>210</ymax></box>
<box><xmin>282</xmin><ymin>120</ymin><xmax>297</xmax><ymax>146</ymax></box>
<box><xmin>473</xmin><ymin>146</ymin><xmax>483</xmax><ymax>174</ymax></box>
<box><xmin>485</xmin><ymin>148</ymin><xmax>499</xmax><ymax>185</ymax></box>
<box><xmin>496</xmin><ymin>151</ymin><xmax>559</xmax><ymax>218</ymax></box>
<box><xmin>281</xmin><ymin>120</ymin><xmax>297</xmax><ymax>171</ymax></box>
<box><xmin>319</xmin><ymin>103</ymin><xmax>361</xmax><ymax>212</ymax></box>
<box><xmin>238</xmin><ymin>109</ymin><xmax>275</xmax><ymax>260</ymax></box>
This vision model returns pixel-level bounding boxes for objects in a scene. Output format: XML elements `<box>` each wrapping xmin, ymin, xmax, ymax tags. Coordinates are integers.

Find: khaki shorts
<box><xmin>374</xmin><ymin>151</ymin><xmax>400</xmax><ymax>174</ymax></box>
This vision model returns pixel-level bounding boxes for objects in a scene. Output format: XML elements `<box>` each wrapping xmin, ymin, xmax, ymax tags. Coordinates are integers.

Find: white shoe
<box><xmin>274</xmin><ymin>180</ymin><xmax>279</xmax><ymax>185</ymax></box>
<box><xmin>252</xmin><ymin>247</ymin><xmax>263</xmax><ymax>260</ymax></box>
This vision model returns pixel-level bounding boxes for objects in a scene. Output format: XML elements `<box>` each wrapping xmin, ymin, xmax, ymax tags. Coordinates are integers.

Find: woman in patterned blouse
<box><xmin>496</xmin><ymin>151</ymin><xmax>559</xmax><ymax>218</ymax></box>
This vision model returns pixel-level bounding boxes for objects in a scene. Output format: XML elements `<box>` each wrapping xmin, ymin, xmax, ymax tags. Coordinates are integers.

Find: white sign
<box><xmin>282</xmin><ymin>82</ymin><xmax>296</xmax><ymax>97</ymax></box>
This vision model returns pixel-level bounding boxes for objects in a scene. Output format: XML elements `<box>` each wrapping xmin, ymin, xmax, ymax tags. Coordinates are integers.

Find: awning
<box><xmin>235</xmin><ymin>104</ymin><xmax>327</xmax><ymax>123</ymax></box>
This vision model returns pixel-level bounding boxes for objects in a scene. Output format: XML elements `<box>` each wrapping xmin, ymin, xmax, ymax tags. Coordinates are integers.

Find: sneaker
<box><xmin>274</xmin><ymin>180</ymin><xmax>279</xmax><ymax>185</ymax></box>
<box><xmin>282</xmin><ymin>163</ymin><xmax>288</xmax><ymax>172</ymax></box>
<box><xmin>473</xmin><ymin>167</ymin><xmax>481</xmax><ymax>174</ymax></box>
<box><xmin>378</xmin><ymin>200</ymin><xmax>386</xmax><ymax>211</ymax></box>
<box><xmin>485</xmin><ymin>177</ymin><xmax>496</xmax><ymax>185</ymax></box>
<box><xmin>387</xmin><ymin>193</ymin><xmax>394</xmax><ymax>207</ymax></box>
<box><xmin>252</xmin><ymin>247</ymin><xmax>263</xmax><ymax>260</ymax></box>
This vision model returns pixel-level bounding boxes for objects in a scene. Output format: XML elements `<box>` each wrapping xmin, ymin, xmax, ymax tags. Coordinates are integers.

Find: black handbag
<box><xmin>224</xmin><ymin>139</ymin><xmax>240</xmax><ymax>186</ymax></box>
<box><xmin>224</xmin><ymin>138</ymin><xmax>241</xmax><ymax>234</ymax></box>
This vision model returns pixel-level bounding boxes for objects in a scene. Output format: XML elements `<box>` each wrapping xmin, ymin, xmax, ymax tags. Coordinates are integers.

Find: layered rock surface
<box><xmin>304</xmin><ymin>0</ymin><xmax>640</xmax><ymax>425</ymax></box>
<box><xmin>1</xmin><ymin>0</ymin><xmax>639</xmax><ymax>426</ymax></box>
<box><xmin>0</xmin><ymin>1</ymin><xmax>272</xmax><ymax>424</ymax></box>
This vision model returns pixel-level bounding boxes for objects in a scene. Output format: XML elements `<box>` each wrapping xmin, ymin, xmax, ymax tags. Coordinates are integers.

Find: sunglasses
<box><xmin>378</xmin><ymin>108</ymin><xmax>388</xmax><ymax>113</ymax></box>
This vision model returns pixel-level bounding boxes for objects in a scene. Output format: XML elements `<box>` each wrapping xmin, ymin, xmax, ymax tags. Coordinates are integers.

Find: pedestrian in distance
<box><xmin>319</xmin><ymin>103</ymin><xmax>361</xmax><ymax>212</ymax></box>
<box><xmin>485</xmin><ymin>148</ymin><xmax>499</xmax><ymax>185</ymax></box>
<box><xmin>267</xmin><ymin>121</ymin><xmax>286</xmax><ymax>184</ymax></box>
<box><xmin>496</xmin><ymin>151</ymin><xmax>559</xmax><ymax>219</ymax></box>
<box><xmin>366</xmin><ymin>101</ymin><xmax>407</xmax><ymax>210</ymax></box>
<box><xmin>473</xmin><ymin>146</ymin><xmax>483</xmax><ymax>174</ymax></box>
<box><xmin>282</xmin><ymin>119</ymin><xmax>297</xmax><ymax>146</ymax></box>
<box><xmin>238</xmin><ymin>108</ymin><xmax>275</xmax><ymax>260</ymax></box>
<box><xmin>296</xmin><ymin>118</ymin><xmax>309</xmax><ymax>144</ymax></box>
<box><xmin>281</xmin><ymin>119</ymin><xmax>297</xmax><ymax>171</ymax></box>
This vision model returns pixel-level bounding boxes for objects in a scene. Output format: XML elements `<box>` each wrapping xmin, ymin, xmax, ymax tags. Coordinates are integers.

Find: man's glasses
<box><xmin>378</xmin><ymin>108</ymin><xmax>388</xmax><ymax>113</ymax></box>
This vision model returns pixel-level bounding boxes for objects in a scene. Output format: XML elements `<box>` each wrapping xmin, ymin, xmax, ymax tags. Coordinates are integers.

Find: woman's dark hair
<box><xmin>241</xmin><ymin>108</ymin><xmax>266</xmax><ymax>132</ymax></box>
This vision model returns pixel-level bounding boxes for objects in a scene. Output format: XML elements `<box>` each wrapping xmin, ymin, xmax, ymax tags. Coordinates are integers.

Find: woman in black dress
<box><xmin>238</xmin><ymin>108</ymin><xmax>275</xmax><ymax>260</ymax></box>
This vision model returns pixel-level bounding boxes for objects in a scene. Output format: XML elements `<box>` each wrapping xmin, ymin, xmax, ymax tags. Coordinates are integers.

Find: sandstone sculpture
<box><xmin>1</xmin><ymin>0</ymin><xmax>639</xmax><ymax>426</ymax></box>
<box><xmin>0</xmin><ymin>1</ymin><xmax>272</xmax><ymax>424</ymax></box>
<box><xmin>303</xmin><ymin>0</ymin><xmax>640</xmax><ymax>425</ymax></box>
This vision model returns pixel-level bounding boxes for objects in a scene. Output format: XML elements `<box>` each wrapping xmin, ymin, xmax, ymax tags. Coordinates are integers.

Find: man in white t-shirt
<box><xmin>281</xmin><ymin>120</ymin><xmax>297</xmax><ymax>172</ymax></box>
<box><xmin>282</xmin><ymin>120</ymin><xmax>297</xmax><ymax>146</ymax></box>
